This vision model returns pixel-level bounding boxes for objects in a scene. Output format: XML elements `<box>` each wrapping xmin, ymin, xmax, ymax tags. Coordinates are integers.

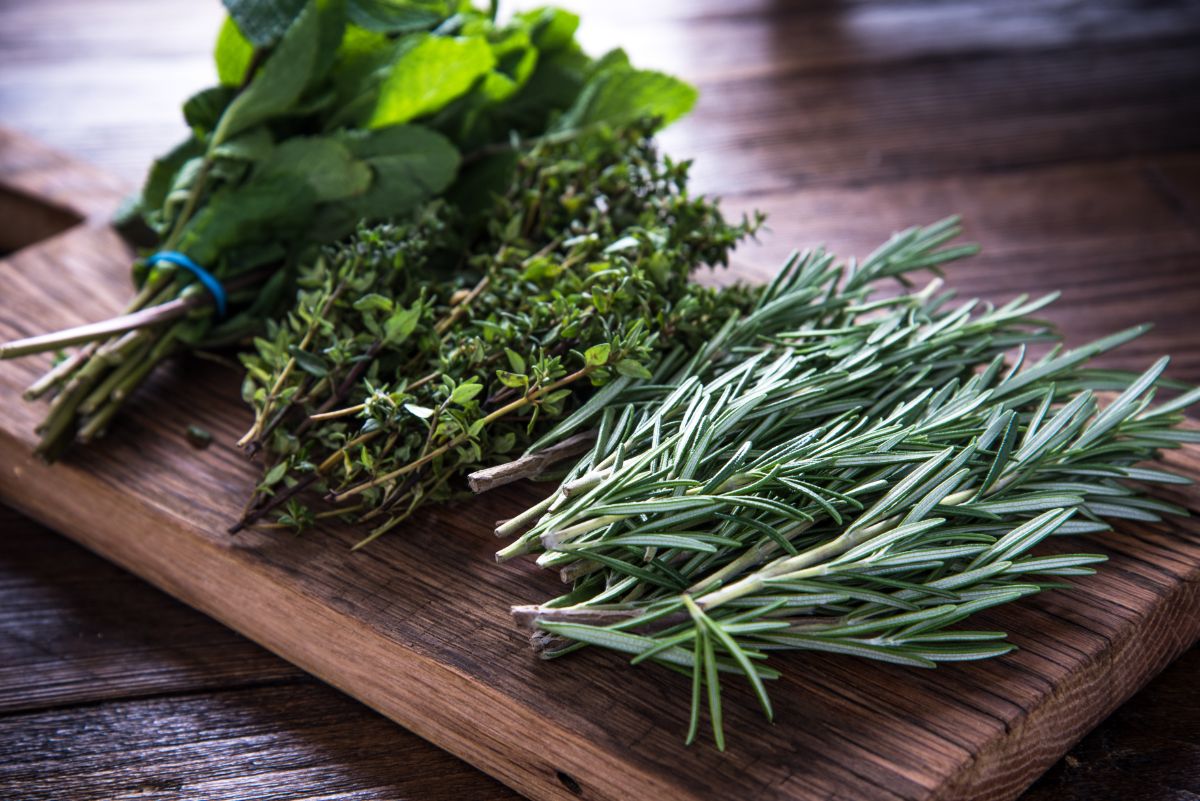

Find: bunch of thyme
<box><xmin>493</xmin><ymin>221</ymin><xmax>1200</xmax><ymax>749</ymax></box>
<box><xmin>238</xmin><ymin>121</ymin><xmax>761</xmax><ymax>542</ymax></box>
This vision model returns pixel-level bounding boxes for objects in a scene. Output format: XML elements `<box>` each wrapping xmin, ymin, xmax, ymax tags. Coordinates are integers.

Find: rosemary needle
<box><xmin>497</xmin><ymin>222</ymin><xmax>1200</xmax><ymax>748</ymax></box>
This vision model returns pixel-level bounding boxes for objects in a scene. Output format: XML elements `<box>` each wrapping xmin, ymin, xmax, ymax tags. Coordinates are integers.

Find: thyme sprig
<box><xmin>496</xmin><ymin>223</ymin><xmax>1200</xmax><ymax>749</ymax></box>
<box><xmin>239</xmin><ymin>122</ymin><xmax>762</xmax><ymax>542</ymax></box>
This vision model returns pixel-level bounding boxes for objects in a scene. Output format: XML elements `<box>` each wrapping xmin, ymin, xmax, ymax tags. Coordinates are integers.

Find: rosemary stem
<box><xmin>467</xmin><ymin>430</ymin><xmax>597</xmax><ymax>492</ymax></box>
<box><xmin>495</xmin><ymin>493</ymin><xmax>558</xmax><ymax>538</ymax></box>
<box><xmin>540</xmin><ymin>515</ymin><xmax>624</xmax><ymax>550</ymax></box>
<box><xmin>695</xmin><ymin>487</ymin><xmax>980</xmax><ymax>610</ymax></box>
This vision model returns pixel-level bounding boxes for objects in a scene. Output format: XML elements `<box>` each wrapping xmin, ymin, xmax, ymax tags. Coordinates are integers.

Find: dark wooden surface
<box><xmin>2</xmin><ymin>505</ymin><xmax>1196</xmax><ymax>801</ymax></box>
<box><xmin>1</xmin><ymin>1</ymin><xmax>1199</xmax><ymax>800</ymax></box>
<box><xmin>0</xmin><ymin>508</ymin><xmax>520</xmax><ymax>801</ymax></box>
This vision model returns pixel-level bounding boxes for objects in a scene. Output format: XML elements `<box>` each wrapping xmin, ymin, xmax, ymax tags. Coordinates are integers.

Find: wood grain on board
<box><xmin>3</xmin><ymin>507</ymin><xmax>1197</xmax><ymax>801</ymax></box>
<box><xmin>0</xmin><ymin>506</ymin><xmax>514</xmax><ymax>801</ymax></box>
<box><xmin>1</xmin><ymin>0</ymin><xmax>1199</xmax><ymax>799</ymax></box>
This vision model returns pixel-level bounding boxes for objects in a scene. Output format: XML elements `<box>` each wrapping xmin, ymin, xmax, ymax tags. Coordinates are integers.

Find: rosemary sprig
<box><xmin>495</xmin><ymin>223</ymin><xmax>1200</xmax><ymax>748</ymax></box>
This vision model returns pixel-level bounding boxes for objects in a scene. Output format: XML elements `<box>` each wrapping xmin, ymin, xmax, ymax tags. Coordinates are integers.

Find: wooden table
<box><xmin>1</xmin><ymin>1</ymin><xmax>1198</xmax><ymax>798</ymax></box>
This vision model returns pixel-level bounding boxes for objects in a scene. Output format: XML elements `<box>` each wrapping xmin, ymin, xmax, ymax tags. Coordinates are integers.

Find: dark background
<box><xmin>1</xmin><ymin>1</ymin><xmax>1198</xmax><ymax>798</ymax></box>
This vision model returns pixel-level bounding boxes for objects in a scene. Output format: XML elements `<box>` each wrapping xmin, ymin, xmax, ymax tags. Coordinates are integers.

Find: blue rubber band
<box><xmin>148</xmin><ymin>251</ymin><xmax>227</xmax><ymax>317</ymax></box>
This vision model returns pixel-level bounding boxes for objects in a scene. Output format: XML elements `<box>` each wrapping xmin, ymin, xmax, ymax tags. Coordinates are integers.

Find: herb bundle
<box><xmin>493</xmin><ymin>221</ymin><xmax>1200</xmax><ymax>749</ymax></box>
<box><xmin>0</xmin><ymin>0</ymin><xmax>697</xmax><ymax>459</ymax></box>
<box><xmin>237</xmin><ymin>121</ymin><xmax>761</xmax><ymax>542</ymax></box>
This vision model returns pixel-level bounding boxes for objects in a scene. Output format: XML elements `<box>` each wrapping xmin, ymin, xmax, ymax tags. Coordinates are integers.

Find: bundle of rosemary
<box><xmin>237</xmin><ymin>121</ymin><xmax>761</xmax><ymax>542</ymax></box>
<box><xmin>492</xmin><ymin>221</ymin><xmax>1200</xmax><ymax>749</ymax></box>
<box><xmin>0</xmin><ymin>0</ymin><xmax>697</xmax><ymax>459</ymax></box>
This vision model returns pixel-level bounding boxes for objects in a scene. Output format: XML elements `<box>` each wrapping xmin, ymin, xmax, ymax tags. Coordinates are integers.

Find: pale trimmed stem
<box><xmin>77</xmin><ymin>335</ymin><xmax>154</xmax><ymax>415</ymax></box>
<box><xmin>24</xmin><ymin>343</ymin><xmax>98</xmax><ymax>400</ymax></box>
<box><xmin>310</xmin><ymin>402</ymin><xmax>366</xmax><ymax>422</ymax></box>
<box><xmin>1</xmin><ymin>292</ymin><xmax>192</xmax><ymax>359</ymax></box>
<box><xmin>467</xmin><ymin>430</ymin><xmax>597</xmax><ymax>492</ymax></box>
<box><xmin>495</xmin><ymin>491</ymin><xmax>559</xmax><ymax>538</ymax></box>
<box><xmin>540</xmin><ymin>514</ymin><xmax>623</xmax><ymax>550</ymax></box>
<box><xmin>511</xmin><ymin>605</ymin><xmax>640</xmax><ymax>631</ymax></box>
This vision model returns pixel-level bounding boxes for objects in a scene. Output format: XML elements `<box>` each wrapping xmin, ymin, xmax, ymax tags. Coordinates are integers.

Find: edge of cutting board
<box><xmin>1</xmin><ymin>125</ymin><xmax>1198</xmax><ymax>801</ymax></box>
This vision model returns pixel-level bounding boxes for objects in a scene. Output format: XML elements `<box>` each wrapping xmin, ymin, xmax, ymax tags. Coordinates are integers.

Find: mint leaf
<box><xmin>348</xmin><ymin>0</ymin><xmax>449</xmax><ymax>33</ymax></box>
<box><xmin>216</xmin><ymin>0</ymin><xmax>342</xmax><ymax>144</ymax></box>
<box><xmin>214</xmin><ymin>17</ymin><xmax>255</xmax><ymax>86</ymax></box>
<box><xmin>183</xmin><ymin>86</ymin><xmax>237</xmax><ymax>133</ymax></box>
<box><xmin>333</xmin><ymin>124</ymin><xmax>460</xmax><ymax>220</ymax></box>
<box><xmin>368</xmin><ymin>34</ymin><xmax>495</xmax><ymax>127</ymax></box>
<box><xmin>468</xmin><ymin>28</ymin><xmax>537</xmax><ymax>106</ymax></box>
<box><xmin>516</xmin><ymin>7</ymin><xmax>579</xmax><ymax>51</ymax></box>
<box><xmin>212</xmin><ymin>127</ymin><xmax>275</xmax><ymax>162</ymax></box>
<box><xmin>260</xmin><ymin>137</ymin><xmax>371</xmax><ymax>201</ymax></box>
<box><xmin>555</xmin><ymin>62</ymin><xmax>697</xmax><ymax>133</ymax></box>
<box><xmin>222</xmin><ymin>0</ymin><xmax>308</xmax><ymax>48</ymax></box>
<box><xmin>139</xmin><ymin>136</ymin><xmax>205</xmax><ymax>225</ymax></box>
<box><xmin>335</xmin><ymin>122</ymin><xmax>452</xmax><ymax>160</ymax></box>
<box><xmin>176</xmin><ymin>173</ymin><xmax>316</xmax><ymax>266</ymax></box>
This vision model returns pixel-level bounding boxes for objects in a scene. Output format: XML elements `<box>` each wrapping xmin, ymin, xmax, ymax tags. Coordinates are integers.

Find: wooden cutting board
<box><xmin>1</xmin><ymin>125</ymin><xmax>1198</xmax><ymax>801</ymax></box>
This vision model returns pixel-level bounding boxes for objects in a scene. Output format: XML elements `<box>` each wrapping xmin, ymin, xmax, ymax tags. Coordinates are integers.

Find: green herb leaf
<box><xmin>216</xmin><ymin>0</ymin><xmax>338</xmax><ymax>145</ymax></box>
<box><xmin>504</xmin><ymin>348</ymin><xmax>526</xmax><ymax>374</ymax></box>
<box><xmin>384</xmin><ymin>304</ymin><xmax>421</xmax><ymax>345</ymax></box>
<box><xmin>404</xmin><ymin>403</ymin><xmax>435</xmax><ymax>419</ymax></box>
<box><xmin>584</xmin><ymin>343</ymin><xmax>611</xmax><ymax>368</ymax></box>
<box><xmin>288</xmin><ymin>345</ymin><xmax>329</xmax><ymax>377</ymax></box>
<box><xmin>332</xmin><ymin>124</ymin><xmax>461</xmax><ymax>220</ymax></box>
<box><xmin>615</xmin><ymin>359</ymin><xmax>652</xmax><ymax>380</ymax></box>
<box><xmin>348</xmin><ymin>0</ymin><xmax>449</xmax><ymax>33</ymax></box>
<box><xmin>556</xmin><ymin>61</ymin><xmax>697</xmax><ymax>132</ymax></box>
<box><xmin>221</xmin><ymin>0</ymin><xmax>308</xmax><ymax>48</ymax></box>
<box><xmin>260</xmin><ymin>136</ymin><xmax>372</xmax><ymax>201</ymax></box>
<box><xmin>184</xmin><ymin>86</ymin><xmax>238</xmax><ymax>133</ymax></box>
<box><xmin>451</xmin><ymin>381</ymin><xmax>484</xmax><ymax>405</ymax></box>
<box><xmin>214</xmin><ymin>15</ymin><xmax>256</xmax><ymax>86</ymax></box>
<box><xmin>352</xmin><ymin>293</ymin><xmax>393</xmax><ymax>313</ymax></box>
<box><xmin>369</xmin><ymin>34</ymin><xmax>496</xmax><ymax>127</ymax></box>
